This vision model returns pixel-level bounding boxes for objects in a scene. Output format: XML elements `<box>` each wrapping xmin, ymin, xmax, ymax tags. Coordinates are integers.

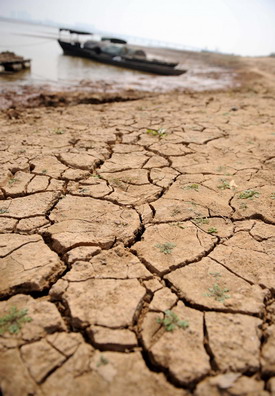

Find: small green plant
<box><xmin>8</xmin><ymin>178</ymin><xmax>19</xmax><ymax>185</ymax></box>
<box><xmin>54</xmin><ymin>129</ymin><xmax>65</xmax><ymax>135</ymax></box>
<box><xmin>78</xmin><ymin>188</ymin><xmax>88</xmax><ymax>193</ymax></box>
<box><xmin>174</xmin><ymin>222</ymin><xmax>185</xmax><ymax>229</ymax></box>
<box><xmin>216</xmin><ymin>166</ymin><xmax>227</xmax><ymax>173</ymax></box>
<box><xmin>205</xmin><ymin>283</ymin><xmax>230</xmax><ymax>302</ymax></box>
<box><xmin>157</xmin><ymin>310</ymin><xmax>189</xmax><ymax>332</ymax></box>
<box><xmin>271</xmin><ymin>192</ymin><xmax>275</xmax><ymax>200</ymax></box>
<box><xmin>41</xmin><ymin>169</ymin><xmax>47</xmax><ymax>174</ymax></box>
<box><xmin>171</xmin><ymin>208</ymin><xmax>181</xmax><ymax>217</ymax></box>
<box><xmin>194</xmin><ymin>217</ymin><xmax>209</xmax><ymax>225</ymax></box>
<box><xmin>183</xmin><ymin>183</ymin><xmax>199</xmax><ymax>192</ymax></box>
<box><xmin>96</xmin><ymin>355</ymin><xmax>109</xmax><ymax>367</ymax></box>
<box><xmin>217</xmin><ymin>179</ymin><xmax>230</xmax><ymax>190</ymax></box>
<box><xmin>91</xmin><ymin>174</ymin><xmax>102</xmax><ymax>179</ymax></box>
<box><xmin>186</xmin><ymin>200</ymin><xmax>197</xmax><ymax>207</ymax></box>
<box><xmin>209</xmin><ymin>271</ymin><xmax>222</xmax><ymax>279</ymax></box>
<box><xmin>155</xmin><ymin>242</ymin><xmax>176</xmax><ymax>254</ymax></box>
<box><xmin>146</xmin><ymin>128</ymin><xmax>166</xmax><ymax>138</ymax></box>
<box><xmin>239</xmin><ymin>202</ymin><xmax>248</xmax><ymax>209</ymax></box>
<box><xmin>207</xmin><ymin>227</ymin><xmax>218</xmax><ymax>234</ymax></box>
<box><xmin>238</xmin><ymin>190</ymin><xmax>259</xmax><ymax>199</ymax></box>
<box><xmin>0</xmin><ymin>307</ymin><xmax>32</xmax><ymax>335</ymax></box>
<box><xmin>0</xmin><ymin>208</ymin><xmax>9</xmax><ymax>214</ymax></box>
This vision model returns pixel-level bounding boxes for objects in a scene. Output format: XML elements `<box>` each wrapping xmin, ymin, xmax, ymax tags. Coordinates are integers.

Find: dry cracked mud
<box><xmin>0</xmin><ymin>56</ymin><xmax>275</xmax><ymax>395</ymax></box>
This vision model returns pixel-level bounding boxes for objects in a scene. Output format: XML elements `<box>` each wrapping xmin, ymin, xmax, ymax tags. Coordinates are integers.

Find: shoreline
<box><xmin>1</xmin><ymin>51</ymin><xmax>273</xmax><ymax>112</ymax></box>
<box><xmin>0</xmin><ymin>48</ymin><xmax>249</xmax><ymax>111</ymax></box>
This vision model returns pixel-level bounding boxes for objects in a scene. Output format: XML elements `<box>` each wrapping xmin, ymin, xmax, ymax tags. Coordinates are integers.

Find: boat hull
<box><xmin>58</xmin><ymin>40</ymin><xmax>186</xmax><ymax>76</ymax></box>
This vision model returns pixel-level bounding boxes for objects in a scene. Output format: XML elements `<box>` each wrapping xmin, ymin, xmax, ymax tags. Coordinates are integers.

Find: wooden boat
<box><xmin>58</xmin><ymin>28</ymin><xmax>186</xmax><ymax>76</ymax></box>
<box><xmin>0</xmin><ymin>51</ymin><xmax>31</xmax><ymax>73</ymax></box>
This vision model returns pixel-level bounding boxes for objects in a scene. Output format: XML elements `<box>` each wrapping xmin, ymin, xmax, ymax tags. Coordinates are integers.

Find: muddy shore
<box><xmin>0</xmin><ymin>53</ymin><xmax>274</xmax><ymax>396</ymax></box>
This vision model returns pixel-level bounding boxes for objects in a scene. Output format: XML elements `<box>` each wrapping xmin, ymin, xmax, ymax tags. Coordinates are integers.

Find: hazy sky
<box><xmin>1</xmin><ymin>0</ymin><xmax>275</xmax><ymax>55</ymax></box>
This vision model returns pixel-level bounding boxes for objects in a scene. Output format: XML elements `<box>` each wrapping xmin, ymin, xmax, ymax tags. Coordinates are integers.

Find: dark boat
<box><xmin>58</xmin><ymin>28</ymin><xmax>187</xmax><ymax>76</ymax></box>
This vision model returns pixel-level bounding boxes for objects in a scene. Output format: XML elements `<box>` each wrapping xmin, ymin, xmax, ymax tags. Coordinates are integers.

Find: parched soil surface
<box><xmin>0</xmin><ymin>56</ymin><xmax>275</xmax><ymax>395</ymax></box>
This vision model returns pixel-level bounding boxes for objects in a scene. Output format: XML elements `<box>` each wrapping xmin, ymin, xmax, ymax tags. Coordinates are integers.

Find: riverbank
<box><xmin>0</xmin><ymin>54</ymin><xmax>274</xmax><ymax>395</ymax></box>
<box><xmin>0</xmin><ymin>48</ymin><xmax>247</xmax><ymax>111</ymax></box>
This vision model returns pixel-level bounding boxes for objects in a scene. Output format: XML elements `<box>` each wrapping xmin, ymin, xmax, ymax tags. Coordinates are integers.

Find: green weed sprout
<box><xmin>155</xmin><ymin>242</ymin><xmax>176</xmax><ymax>254</ymax></box>
<box><xmin>206</xmin><ymin>284</ymin><xmax>230</xmax><ymax>302</ymax></box>
<box><xmin>217</xmin><ymin>179</ymin><xmax>230</xmax><ymax>190</ymax></box>
<box><xmin>207</xmin><ymin>227</ymin><xmax>218</xmax><ymax>234</ymax></box>
<box><xmin>238</xmin><ymin>190</ymin><xmax>259</xmax><ymax>199</ymax></box>
<box><xmin>0</xmin><ymin>307</ymin><xmax>32</xmax><ymax>335</ymax></box>
<box><xmin>157</xmin><ymin>310</ymin><xmax>189</xmax><ymax>332</ymax></box>
<box><xmin>96</xmin><ymin>355</ymin><xmax>109</xmax><ymax>367</ymax></box>
<box><xmin>146</xmin><ymin>128</ymin><xmax>166</xmax><ymax>138</ymax></box>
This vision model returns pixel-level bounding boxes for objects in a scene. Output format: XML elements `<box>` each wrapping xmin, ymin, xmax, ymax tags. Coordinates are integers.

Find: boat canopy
<box><xmin>84</xmin><ymin>41</ymin><xmax>146</xmax><ymax>59</ymax></box>
<box><xmin>101</xmin><ymin>37</ymin><xmax>127</xmax><ymax>44</ymax></box>
<box><xmin>59</xmin><ymin>28</ymin><xmax>93</xmax><ymax>35</ymax></box>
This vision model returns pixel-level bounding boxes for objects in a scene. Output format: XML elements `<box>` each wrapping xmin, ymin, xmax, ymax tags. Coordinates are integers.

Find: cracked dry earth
<box><xmin>0</xmin><ymin>71</ymin><xmax>275</xmax><ymax>396</ymax></box>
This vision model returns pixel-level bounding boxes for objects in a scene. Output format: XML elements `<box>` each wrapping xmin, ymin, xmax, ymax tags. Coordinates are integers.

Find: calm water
<box><xmin>0</xmin><ymin>19</ymin><xmax>236</xmax><ymax>93</ymax></box>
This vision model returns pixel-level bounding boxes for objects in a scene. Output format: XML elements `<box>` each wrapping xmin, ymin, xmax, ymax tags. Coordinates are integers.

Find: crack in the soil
<box><xmin>164</xmin><ymin>278</ymin><xmax>264</xmax><ymax>318</ymax></box>
<box><xmin>203</xmin><ymin>313</ymin><xmax>219</xmax><ymax>372</ymax></box>
<box><xmin>1</xmin><ymin>85</ymin><xmax>275</xmax><ymax>394</ymax></box>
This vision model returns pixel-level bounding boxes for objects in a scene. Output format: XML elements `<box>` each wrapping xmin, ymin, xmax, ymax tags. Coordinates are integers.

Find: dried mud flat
<box><xmin>0</xmin><ymin>56</ymin><xmax>275</xmax><ymax>396</ymax></box>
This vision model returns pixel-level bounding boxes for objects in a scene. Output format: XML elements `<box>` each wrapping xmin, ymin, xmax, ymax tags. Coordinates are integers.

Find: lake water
<box><xmin>0</xmin><ymin>19</ymin><xmax>236</xmax><ymax>94</ymax></box>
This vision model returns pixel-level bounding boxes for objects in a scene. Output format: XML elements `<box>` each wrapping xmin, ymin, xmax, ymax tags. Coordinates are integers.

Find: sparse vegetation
<box><xmin>54</xmin><ymin>128</ymin><xmax>65</xmax><ymax>135</ymax></box>
<box><xmin>171</xmin><ymin>208</ymin><xmax>181</xmax><ymax>217</ymax></box>
<box><xmin>205</xmin><ymin>283</ymin><xmax>230</xmax><ymax>302</ymax></box>
<box><xmin>8</xmin><ymin>178</ymin><xmax>19</xmax><ymax>185</ymax></box>
<box><xmin>183</xmin><ymin>183</ymin><xmax>199</xmax><ymax>192</ymax></box>
<box><xmin>209</xmin><ymin>271</ymin><xmax>222</xmax><ymax>279</ymax></box>
<box><xmin>0</xmin><ymin>307</ymin><xmax>32</xmax><ymax>335</ymax></box>
<box><xmin>193</xmin><ymin>216</ymin><xmax>209</xmax><ymax>225</ymax></box>
<box><xmin>239</xmin><ymin>202</ymin><xmax>248</xmax><ymax>209</ymax></box>
<box><xmin>238</xmin><ymin>190</ymin><xmax>259</xmax><ymax>199</ymax></box>
<box><xmin>0</xmin><ymin>208</ymin><xmax>9</xmax><ymax>214</ymax></box>
<box><xmin>157</xmin><ymin>310</ymin><xmax>189</xmax><ymax>332</ymax></box>
<box><xmin>271</xmin><ymin>192</ymin><xmax>275</xmax><ymax>200</ymax></box>
<box><xmin>216</xmin><ymin>166</ymin><xmax>227</xmax><ymax>173</ymax></box>
<box><xmin>217</xmin><ymin>179</ymin><xmax>230</xmax><ymax>190</ymax></box>
<box><xmin>96</xmin><ymin>355</ymin><xmax>109</xmax><ymax>367</ymax></box>
<box><xmin>155</xmin><ymin>242</ymin><xmax>176</xmax><ymax>254</ymax></box>
<box><xmin>186</xmin><ymin>201</ymin><xmax>197</xmax><ymax>207</ymax></box>
<box><xmin>207</xmin><ymin>227</ymin><xmax>218</xmax><ymax>234</ymax></box>
<box><xmin>41</xmin><ymin>169</ymin><xmax>47</xmax><ymax>174</ymax></box>
<box><xmin>146</xmin><ymin>128</ymin><xmax>167</xmax><ymax>138</ymax></box>
<box><xmin>175</xmin><ymin>222</ymin><xmax>185</xmax><ymax>229</ymax></box>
